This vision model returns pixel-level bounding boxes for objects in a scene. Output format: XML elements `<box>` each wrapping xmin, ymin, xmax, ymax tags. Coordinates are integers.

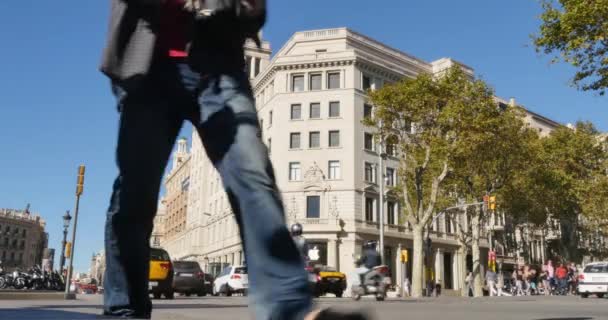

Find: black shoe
<box><xmin>316</xmin><ymin>307</ymin><xmax>371</xmax><ymax>320</ymax></box>
<box><xmin>102</xmin><ymin>308</ymin><xmax>151</xmax><ymax>319</ymax></box>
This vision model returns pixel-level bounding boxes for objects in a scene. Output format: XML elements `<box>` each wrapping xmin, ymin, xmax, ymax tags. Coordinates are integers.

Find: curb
<box><xmin>0</xmin><ymin>290</ymin><xmax>73</xmax><ymax>300</ymax></box>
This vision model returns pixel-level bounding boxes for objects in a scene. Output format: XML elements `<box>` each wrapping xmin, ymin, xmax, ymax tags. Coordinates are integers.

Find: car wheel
<box><xmin>581</xmin><ymin>293</ymin><xmax>589</xmax><ymax>298</ymax></box>
<box><xmin>153</xmin><ymin>292</ymin><xmax>161</xmax><ymax>299</ymax></box>
<box><xmin>225</xmin><ymin>285</ymin><xmax>233</xmax><ymax>297</ymax></box>
<box><xmin>165</xmin><ymin>291</ymin><xmax>175</xmax><ymax>299</ymax></box>
<box><xmin>375</xmin><ymin>293</ymin><xmax>385</xmax><ymax>301</ymax></box>
<box><xmin>597</xmin><ymin>293</ymin><xmax>605</xmax><ymax>298</ymax></box>
<box><xmin>335</xmin><ymin>291</ymin><xmax>343</xmax><ymax>298</ymax></box>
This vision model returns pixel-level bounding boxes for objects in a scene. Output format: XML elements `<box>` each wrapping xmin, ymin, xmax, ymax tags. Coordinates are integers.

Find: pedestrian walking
<box><xmin>496</xmin><ymin>271</ymin><xmax>504</xmax><ymax>297</ymax></box>
<box><xmin>465</xmin><ymin>272</ymin><xmax>473</xmax><ymax>297</ymax></box>
<box><xmin>485</xmin><ymin>269</ymin><xmax>498</xmax><ymax>297</ymax></box>
<box><xmin>403</xmin><ymin>278</ymin><xmax>411</xmax><ymax>297</ymax></box>
<box><xmin>99</xmin><ymin>1</ymin><xmax>369</xmax><ymax>319</ymax></box>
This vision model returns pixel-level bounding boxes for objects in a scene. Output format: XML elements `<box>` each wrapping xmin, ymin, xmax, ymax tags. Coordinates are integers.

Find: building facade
<box><xmin>0</xmin><ymin>208</ymin><xmax>48</xmax><ymax>271</ymax></box>
<box><xmin>90</xmin><ymin>251</ymin><xmax>105</xmax><ymax>285</ymax></box>
<box><xmin>157</xmin><ymin>28</ymin><xmax>566</xmax><ymax>292</ymax></box>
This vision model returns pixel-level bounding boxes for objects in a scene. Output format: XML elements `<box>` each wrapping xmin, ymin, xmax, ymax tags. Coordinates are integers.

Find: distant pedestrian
<box><xmin>485</xmin><ymin>269</ymin><xmax>498</xmax><ymax>297</ymax></box>
<box><xmin>403</xmin><ymin>278</ymin><xmax>411</xmax><ymax>297</ymax></box>
<box><xmin>465</xmin><ymin>272</ymin><xmax>473</xmax><ymax>297</ymax></box>
<box><xmin>496</xmin><ymin>272</ymin><xmax>504</xmax><ymax>296</ymax></box>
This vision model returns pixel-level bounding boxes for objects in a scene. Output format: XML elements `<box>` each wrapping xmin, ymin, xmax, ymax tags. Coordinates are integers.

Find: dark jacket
<box><xmin>359</xmin><ymin>248</ymin><xmax>381</xmax><ymax>270</ymax></box>
<box><xmin>100</xmin><ymin>0</ymin><xmax>165</xmax><ymax>87</ymax></box>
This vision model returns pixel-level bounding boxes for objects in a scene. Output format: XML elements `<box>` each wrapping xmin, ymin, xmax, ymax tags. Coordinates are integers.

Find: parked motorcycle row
<box><xmin>0</xmin><ymin>263</ymin><xmax>65</xmax><ymax>291</ymax></box>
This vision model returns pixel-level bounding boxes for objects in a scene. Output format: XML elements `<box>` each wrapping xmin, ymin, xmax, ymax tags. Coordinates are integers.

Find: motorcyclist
<box><xmin>290</xmin><ymin>223</ymin><xmax>309</xmax><ymax>266</ymax></box>
<box><xmin>356</xmin><ymin>240</ymin><xmax>382</xmax><ymax>286</ymax></box>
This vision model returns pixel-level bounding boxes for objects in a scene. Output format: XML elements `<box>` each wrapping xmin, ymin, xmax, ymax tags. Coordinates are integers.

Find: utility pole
<box><xmin>378</xmin><ymin>135</ymin><xmax>386</xmax><ymax>265</ymax></box>
<box><xmin>65</xmin><ymin>165</ymin><xmax>85</xmax><ymax>300</ymax></box>
<box><xmin>59</xmin><ymin>210</ymin><xmax>72</xmax><ymax>274</ymax></box>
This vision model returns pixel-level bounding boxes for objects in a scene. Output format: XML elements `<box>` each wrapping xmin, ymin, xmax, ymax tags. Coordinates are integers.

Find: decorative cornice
<box><xmin>254</xmin><ymin>59</ymin><xmax>356</xmax><ymax>92</ymax></box>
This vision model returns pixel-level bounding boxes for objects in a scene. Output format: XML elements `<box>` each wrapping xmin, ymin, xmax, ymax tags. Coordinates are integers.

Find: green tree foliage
<box><xmin>533</xmin><ymin>0</ymin><xmax>608</xmax><ymax>95</ymax></box>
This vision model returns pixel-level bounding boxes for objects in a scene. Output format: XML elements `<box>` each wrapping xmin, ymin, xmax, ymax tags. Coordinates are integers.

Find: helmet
<box><xmin>363</xmin><ymin>240</ymin><xmax>377</xmax><ymax>250</ymax></box>
<box><xmin>290</xmin><ymin>223</ymin><xmax>303</xmax><ymax>236</ymax></box>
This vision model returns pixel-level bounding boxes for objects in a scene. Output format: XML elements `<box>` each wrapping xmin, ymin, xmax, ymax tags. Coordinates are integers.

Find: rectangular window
<box><xmin>289</xmin><ymin>162</ymin><xmax>301</xmax><ymax>181</ymax></box>
<box><xmin>365</xmin><ymin>197</ymin><xmax>374</xmax><ymax>222</ymax></box>
<box><xmin>306</xmin><ymin>196</ymin><xmax>321</xmax><ymax>218</ymax></box>
<box><xmin>387</xmin><ymin>201</ymin><xmax>396</xmax><ymax>225</ymax></box>
<box><xmin>245</xmin><ymin>56</ymin><xmax>252</xmax><ymax>77</ymax></box>
<box><xmin>329</xmin><ymin>101</ymin><xmax>340</xmax><ymax>118</ymax></box>
<box><xmin>309</xmin><ymin>103</ymin><xmax>321</xmax><ymax>119</ymax></box>
<box><xmin>309</xmin><ymin>132</ymin><xmax>320</xmax><ymax>148</ymax></box>
<box><xmin>328</xmin><ymin>72</ymin><xmax>340</xmax><ymax>89</ymax></box>
<box><xmin>386</xmin><ymin>143</ymin><xmax>395</xmax><ymax>156</ymax></box>
<box><xmin>291</xmin><ymin>104</ymin><xmax>302</xmax><ymax>120</ymax></box>
<box><xmin>328</xmin><ymin>130</ymin><xmax>340</xmax><ymax>147</ymax></box>
<box><xmin>269</xmin><ymin>111</ymin><xmax>273</xmax><ymax>125</ymax></box>
<box><xmin>328</xmin><ymin>161</ymin><xmax>341</xmax><ymax>179</ymax></box>
<box><xmin>292</xmin><ymin>75</ymin><xmax>305</xmax><ymax>92</ymax></box>
<box><xmin>290</xmin><ymin>133</ymin><xmax>301</xmax><ymax>149</ymax></box>
<box><xmin>364</xmin><ymin>104</ymin><xmax>373</xmax><ymax>119</ymax></box>
<box><xmin>310</xmin><ymin>74</ymin><xmax>322</xmax><ymax>91</ymax></box>
<box><xmin>362</xmin><ymin>74</ymin><xmax>372</xmax><ymax>91</ymax></box>
<box><xmin>364</xmin><ymin>133</ymin><xmax>374</xmax><ymax>151</ymax></box>
<box><xmin>365</xmin><ymin>162</ymin><xmax>375</xmax><ymax>182</ymax></box>
<box><xmin>386</xmin><ymin>167</ymin><xmax>395</xmax><ymax>186</ymax></box>
<box><xmin>254</xmin><ymin>58</ymin><xmax>261</xmax><ymax>77</ymax></box>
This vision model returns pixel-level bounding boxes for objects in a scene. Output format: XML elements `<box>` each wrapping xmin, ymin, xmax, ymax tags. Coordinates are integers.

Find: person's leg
<box><xmin>104</xmin><ymin>76</ymin><xmax>184</xmax><ymax>315</ymax></box>
<box><xmin>194</xmin><ymin>71</ymin><xmax>311</xmax><ymax>320</ymax></box>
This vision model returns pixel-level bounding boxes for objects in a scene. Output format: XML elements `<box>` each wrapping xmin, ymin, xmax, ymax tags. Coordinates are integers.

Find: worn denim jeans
<box><xmin>104</xmin><ymin>58</ymin><xmax>312</xmax><ymax>319</ymax></box>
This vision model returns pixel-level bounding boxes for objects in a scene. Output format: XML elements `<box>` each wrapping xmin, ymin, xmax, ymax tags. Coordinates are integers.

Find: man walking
<box><xmin>100</xmin><ymin>1</ymin><xmax>368</xmax><ymax>319</ymax></box>
<box><xmin>485</xmin><ymin>268</ymin><xmax>497</xmax><ymax>297</ymax></box>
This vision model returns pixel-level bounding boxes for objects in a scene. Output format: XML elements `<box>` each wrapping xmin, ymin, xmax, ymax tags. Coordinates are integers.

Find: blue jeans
<box><xmin>104</xmin><ymin>58</ymin><xmax>312</xmax><ymax>319</ymax></box>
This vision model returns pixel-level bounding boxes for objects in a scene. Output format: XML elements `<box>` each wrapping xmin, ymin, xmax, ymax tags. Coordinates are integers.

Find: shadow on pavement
<box><xmin>0</xmin><ymin>309</ymin><xmax>100</xmax><ymax>320</ymax></box>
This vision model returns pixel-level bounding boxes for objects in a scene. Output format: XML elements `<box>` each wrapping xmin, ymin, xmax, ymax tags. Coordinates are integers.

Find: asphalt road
<box><xmin>1</xmin><ymin>294</ymin><xmax>607</xmax><ymax>320</ymax></box>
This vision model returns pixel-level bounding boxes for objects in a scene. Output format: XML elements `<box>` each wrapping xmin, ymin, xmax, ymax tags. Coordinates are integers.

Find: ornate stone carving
<box><xmin>328</xmin><ymin>195</ymin><xmax>340</xmax><ymax>218</ymax></box>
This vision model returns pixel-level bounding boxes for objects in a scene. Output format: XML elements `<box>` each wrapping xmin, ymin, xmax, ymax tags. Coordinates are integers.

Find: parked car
<box><xmin>308</xmin><ymin>265</ymin><xmax>346</xmax><ymax>298</ymax></box>
<box><xmin>578</xmin><ymin>261</ymin><xmax>608</xmax><ymax>298</ymax></box>
<box><xmin>172</xmin><ymin>261</ymin><xmax>206</xmax><ymax>297</ymax></box>
<box><xmin>149</xmin><ymin>248</ymin><xmax>174</xmax><ymax>299</ymax></box>
<box><xmin>213</xmin><ymin>266</ymin><xmax>248</xmax><ymax>296</ymax></box>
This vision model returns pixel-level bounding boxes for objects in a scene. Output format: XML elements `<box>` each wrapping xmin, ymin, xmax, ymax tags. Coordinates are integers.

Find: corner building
<box><xmin>170</xmin><ymin>28</ymin><xmax>560</xmax><ymax>293</ymax></box>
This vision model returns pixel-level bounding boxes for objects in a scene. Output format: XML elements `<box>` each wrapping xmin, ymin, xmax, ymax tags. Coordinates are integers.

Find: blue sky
<box><xmin>0</xmin><ymin>1</ymin><xmax>605</xmax><ymax>273</ymax></box>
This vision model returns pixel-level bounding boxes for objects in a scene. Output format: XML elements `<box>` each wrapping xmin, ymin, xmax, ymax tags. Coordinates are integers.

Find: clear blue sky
<box><xmin>0</xmin><ymin>1</ymin><xmax>605</xmax><ymax>273</ymax></box>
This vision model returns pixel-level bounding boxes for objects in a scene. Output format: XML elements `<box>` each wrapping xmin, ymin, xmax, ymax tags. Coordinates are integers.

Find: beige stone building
<box><xmin>156</xmin><ymin>28</ymin><xmax>565</xmax><ymax>292</ymax></box>
<box><xmin>90</xmin><ymin>250</ymin><xmax>105</xmax><ymax>285</ymax></box>
<box><xmin>0</xmin><ymin>208</ymin><xmax>48</xmax><ymax>271</ymax></box>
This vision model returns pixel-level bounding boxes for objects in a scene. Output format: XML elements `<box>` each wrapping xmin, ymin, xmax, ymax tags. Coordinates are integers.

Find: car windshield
<box><xmin>234</xmin><ymin>267</ymin><xmax>247</xmax><ymax>274</ymax></box>
<box><xmin>150</xmin><ymin>248</ymin><xmax>170</xmax><ymax>261</ymax></box>
<box><xmin>584</xmin><ymin>265</ymin><xmax>608</xmax><ymax>273</ymax></box>
<box><xmin>173</xmin><ymin>261</ymin><xmax>201</xmax><ymax>270</ymax></box>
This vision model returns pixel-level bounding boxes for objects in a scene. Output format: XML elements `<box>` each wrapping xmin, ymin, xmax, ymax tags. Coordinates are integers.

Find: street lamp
<box><xmin>59</xmin><ymin>210</ymin><xmax>72</xmax><ymax>274</ymax></box>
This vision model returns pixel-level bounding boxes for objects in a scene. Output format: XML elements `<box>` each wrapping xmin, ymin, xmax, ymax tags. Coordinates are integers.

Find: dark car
<box><xmin>172</xmin><ymin>261</ymin><xmax>206</xmax><ymax>297</ymax></box>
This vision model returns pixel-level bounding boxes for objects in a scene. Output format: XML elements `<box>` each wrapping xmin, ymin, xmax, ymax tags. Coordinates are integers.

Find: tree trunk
<box><xmin>411</xmin><ymin>225</ymin><xmax>424</xmax><ymax>298</ymax></box>
<box><xmin>471</xmin><ymin>210</ymin><xmax>483</xmax><ymax>297</ymax></box>
<box><xmin>458</xmin><ymin>244</ymin><xmax>469</xmax><ymax>297</ymax></box>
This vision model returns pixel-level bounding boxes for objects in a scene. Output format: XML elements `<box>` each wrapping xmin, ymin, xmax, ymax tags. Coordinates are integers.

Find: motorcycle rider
<box><xmin>291</xmin><ymin>223</ymin><xmax>309</xmax><ymax>266</ymax></box>
<box><xmin>356</xmin><ymin>240</ymin><xmax>382</xmax><ymax>286</ymax></box>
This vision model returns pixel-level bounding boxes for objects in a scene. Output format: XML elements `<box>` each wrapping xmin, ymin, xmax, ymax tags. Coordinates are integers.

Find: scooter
<box><xmin>350</xmin><ymin>265</ymin><xmax>391</xmax><ymax>301</ymax></box>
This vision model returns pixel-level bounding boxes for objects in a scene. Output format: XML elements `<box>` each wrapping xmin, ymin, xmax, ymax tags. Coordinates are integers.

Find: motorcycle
<box><xmin>12</xmin><ymin>269</ymin><xmax>28</xmax><ymax>290</ymax></box>
<box><xmin>0</xmin><ymin>261</ymin><xmax>7</xmax><ymax>289</ymax></box>
<box><xmin>28</xmin><ymin>265</ymin><xmax>45</xmax><ymax>290</ymax></box>
<box><xmin>350</xmin><ymin>265</ymin><xmax>391</xmax><ymax>301</ymax></box>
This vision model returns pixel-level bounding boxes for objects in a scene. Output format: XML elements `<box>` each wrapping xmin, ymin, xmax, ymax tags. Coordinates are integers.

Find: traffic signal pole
<box><xmin>65</xmin><ymin>165</ymin><xmax>85</xmax><ymax>300</ymax></box>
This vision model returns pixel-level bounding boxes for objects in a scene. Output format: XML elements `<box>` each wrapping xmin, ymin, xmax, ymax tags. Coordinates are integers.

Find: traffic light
<box><xmin>401</xmin><ymin>249</ymin><xmax>409</xmax><ymax>263</ymax></box>
<box><xmin>65</xmin><ymin>242</ymin><xmax>72</xmax><ymax>258</ymax></box>
<box><xmin>483</xmin><ymin>195</ymin><xmax>490</xmax><ymax>211</ymax></box>
<box><xmin>489</xmin><ymin>196</ymin><xmax>497</xmax><ymax>211</ymax></box>
<box><xmin>76</xmin><ymin>165</ymin><xmax>85</xmax><ymax>196</ymax></box>
<box><xmin>488</xmin><ymin>251</ymin><xmax>496</xmax><ymax>272</ymax></box>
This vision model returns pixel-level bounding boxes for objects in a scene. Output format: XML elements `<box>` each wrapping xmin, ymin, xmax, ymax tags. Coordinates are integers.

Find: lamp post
<box><xmin>59</xmin><ymin>210</ymin><xmax>72</xmax><ymax>274</ymax></box>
